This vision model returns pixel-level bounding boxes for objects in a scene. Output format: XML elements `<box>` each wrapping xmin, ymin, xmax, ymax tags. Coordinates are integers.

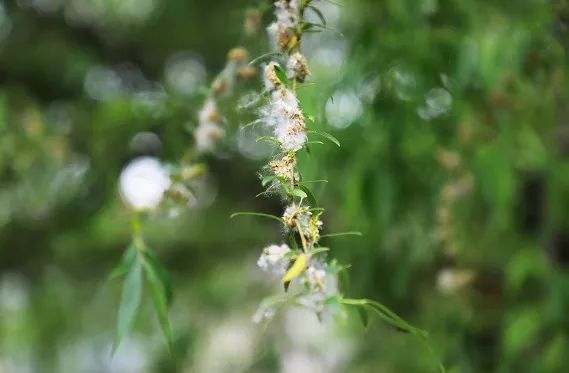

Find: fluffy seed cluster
<box><xmin>269</xmin><ymin>153</ymin><xmax>297</xmax><ymax>182</ymax></box>
<box><xmin>267</xmin><ymin>0</ymin><xmax>299</xmax><ymax>51</ymax></box>
<box><xmin>257</xmin><ymin>244</ymin><xmax>291</xmax><ymax>277</ymax></box>
<box><xmin>298</xmin><ymin>263</ymin><xmax>339</xmax><ymax>313</ymax></box>
<box><xmin>244</xmin><ymin>8</ymin><xmax>262</xmax><ymax>36</ymax></box>
<box><xmin>282</xmin><ymin>203</ymin><xmax>323</xmax><ymax>245</ymax></box>
<box><xmin>212</xmin><ymin>47</ymin><xmax>254</xmax><ymax>97</ymax></box>
<box><xmin>263</xmin><ymin>62</ymin><xmax>282</xmax><ymax>92</ymax></box>
<box><xmin>195</xmin><ymin>47</ymin><xmax>256</xmax><ymax>153</ymax></box>
<box><xmin>195</xmin><ymin>99</ymin><xmax>224</xmax><ymax>153</ymax></box>
<box><xmin>283</xmin><ymin>203</ymin><xmax>311</xmax><ymax>230</ymax></box>
<box><xmin>286</xmin><ymin>52</ymin><xmax>309</xmax><ymax>82</ymax></box>
<box><xmin>227</xmin><ymin>47</ymin><xmax>257</xmax><ymax>83</ymax></box>
<box><xmin>261</xmin><ymin>65</ymin><xmax>307</xmax><ymax>151</ymax></box>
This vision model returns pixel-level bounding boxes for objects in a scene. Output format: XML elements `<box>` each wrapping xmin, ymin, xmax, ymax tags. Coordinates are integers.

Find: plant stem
<box><xmin>130</xmin><ymin>212</ymin><xmax>148</xmax><ymax>254</ymax></box>
<box><xmin>296</xmin><ymin>220</ymin><xmax>309</xmax><ymax>252</ymax></box>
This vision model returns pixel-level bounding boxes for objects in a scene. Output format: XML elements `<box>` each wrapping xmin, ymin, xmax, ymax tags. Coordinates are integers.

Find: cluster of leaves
<box><xmin>110</xmin><ymin>215</ymin><xmax>173</xmax><ymax>354</ymax></box>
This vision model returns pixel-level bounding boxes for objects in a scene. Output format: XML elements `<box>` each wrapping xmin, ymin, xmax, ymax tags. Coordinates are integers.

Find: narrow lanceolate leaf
<box><xmin>320</xmin><ymin>231</ymin><xmax>363</xmax><ymax>238</ymax></box>
<box><xmin>356</xmin><ymin>305</ymin><xmax>370</xmax><ymax>329</ymax></box>
<box><xmin>143</xmin><ymin>250</ymin><xmax>172</xmax><ymax>304</ymax></box>
<box><xmin>288</xmin><ymin>230</ymin><xmax>299</xmax><ymax>251</ymax></box>
<box><xmin>340</xmin><ymin>298</ymin><xmax>427</xmax><ymax>337</ymax></box>
<box><xmin>248</xmin><ymin>51</ymin><xmax>283</xmax><ymax>66</ymax></box>
<box><xmin>256</xmin><ymin>136</ymin><xmax>281</xmax><ymax>145</ymax></box>
<box><xmin>302</xmin><ymin>22</ymin><xmax>345</xmax><ymax>37</ymax></box>
<box><xmin>230</xmin><ymin>211</ymin><xmax>285</xmax><ymax>225</ymax></box>
<box><xmin>142</xmin><ymin>252</ymin><xmax>173</xmax><ymax>353</ymax></box>
<box><xmin>283</xmin><ymin>254</ymin><xmax>307</xmax><ymax>283</ymax></box>
<box><xmin>341</xmin><ymin>298</ymin><xmax>444</xmax><ymax>372</ymax></box>
<box><xmin>307</xmin><ymin>5</ymin><xmax>327</xmax><ymax>26</ymax></box>
<box><xmin>365</xmin><ymin>299</ymin><xmax>428</xmax><ymax>338</ymax></box>
<box><xmin>109</xmin><ymin>245</ymin><xmax>137</xmax><ymax>280</ymax></box>
<box><xmin>273</xmin><ymin>64</ymin><xmax>289</xmax><ymax>86</ymax></box>
<box><xmin>308</xmin><ymin>130</ymin><xmax>341</xmax><ymax>147</ymax></box>
<box><xmin>298</xmin><ymin>184</ymin><xmax>318</xmax><ymax>207</ymax></box>
<box><xmin>290</xmin><ymin>188</ymin><xmax>308</xmax><ymax>199</ymax></box>
<box><xmin>321</xmin><ymin>0</ymin><xmax>344</xmax><ymax>6</ymax></box>
<box><xmin>301</xmin><ymin>21</ymin><xmax>325</xmax><ymax>32</ymax></box>
<box><xmin>261</xmin><ymin>175</ymin><xmax>278</xmax><ymax>187</ymax></box>
<box><xmin>308</xmin><ymin>247</ymin><xmax>330</xmax><ymax>256</ymax></box>
<box><xmin>113</xmin><ymin>256</ymin><xmax>143</xmax><ymax>355</ymax></box>
<box><xmin>338</xmin><ymin>265</ymin><xmax>350</xmax><ymax>294</ymax></box>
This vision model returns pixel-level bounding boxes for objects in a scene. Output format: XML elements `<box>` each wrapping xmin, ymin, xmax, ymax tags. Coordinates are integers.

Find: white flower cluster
<box><xmin>261</xmin><ymin>65</ymin><xmax>307</xmax><ymax>152</ymax></box>
<box><xmin>195</xmin><ymin>47</ymin><xmax>255</xmax><ymax>154</ymax></box>
<box><xmin>269</xmin><ymin>153</ymin><xmax>297</xmax><ymax>182</ymax></box>
<box><xmin>257</xmin><ymin>244</ymin><xmax>291</xmax><ymax>277</ymax></box>
<box><xmin>195</xmin><ymin>99</ymin><xmax>224</xmax><ymax>153</ymax></box>
<box><xmin>212</xmin><ymin>47</ymin><xmax>255</xmax><ymax>97</ymax></box>
<box><xmin>119</xmin><ymin>156</ymin><xmax>171</xmax><ymax>210</ymax></box>
<box><xmin>286</xmin><ymin>52</ymin><xmax>309</xmax><ymax>82</ymax></box>
<box><xmin>283</xmin><ymin>203</ymin><xmax>323</xmax><ymax>245</ymax></box>
<box><xmin>283</xmin><ymin>203</ymin><xmax>308</xmax><ymax>230</ymax></box>
<box><xmin>267</xmin><ymin>0</ymin><xmax>299</xmax><ymax>50</ymax></box>
<box><xmin>263</xmin><ymin>62</ymin><xmax>281</xmax><ymax>92</ymax></box>
<box><xmin>298</xmin><ymin>263</ymin><xmax>339</xmax><ymax>313</ymax></box>
<box><xmin>255</xmin><ymin>247</ymin><xmax>339</xmax><ymax>319</ymax></box>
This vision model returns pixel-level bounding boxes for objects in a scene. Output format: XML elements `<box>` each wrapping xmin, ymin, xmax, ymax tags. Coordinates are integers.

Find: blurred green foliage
<box><xmin>0</xmin><ymin>0</ymin><xmax>568</xmax><ymax>372</ymax></box>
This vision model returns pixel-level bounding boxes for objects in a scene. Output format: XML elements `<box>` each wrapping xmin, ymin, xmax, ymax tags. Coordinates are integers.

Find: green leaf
<box><xmin>273</xmin><ymin>64</ymin><xmax>289</xmax><ymax>85</ymax></box>
<box><xmin>324</xmin><ymin>296</ymin><xmax>343</xmax><ymax>315</ymax></box>
<box><xmin>256</xmin><ymin>136</ymin><xmax>281</xmax><ymax>145</ymax></box>
<box><xmin>249</xmin><ymin>51</ymin><xmax>283</xmax><ymax>66</ymax></box>
<box><xmin>340</xmin><ymin>298</ymin><xmax>422</xmax><ymax>336</ymax></box>
<box><xmin>113</xmin><ymin>255</ymin><xmax>143</xmax><ymax>355</ymax></box>
<box><xmin>240</xmin><ymin>119</ymin><xmax>263</xmax><ymax>130</ymax></box>
<box><xmin>338</xmin><ymin>265</ymin><xmax>350</xmax><ymax>294</ymax></box>
<box><xmin>230</xmin><ymin>211</ymin><xmax>284</xmax><ymax>225</ymax></box>
<box><xmin>308</xmin><ymin>247</ymin><xmax>330</xmax><ymax>256</ymax></box>
<box><xmin>302</xmin><ymin>21</ymin><xmax>324</xmax><ymax>32</ymax></box>
<box><xmin>307</xmin><ymin>5</ymin><xmax>327</xmax><ymax>26</ymax></box>
<box><xmin>364</xmin><ymin>299</ymin><xmax>428</xmax><ymax>337</ymax></box>
<box><xmin>321</xmin><ymin>0</ymin><xmax>344</xmax><ymax>6</ymax></box>
<box><xmin>142</xmin><ymin>252</ymin><xmax>173</xmax><ymax>353</ymax></box>
<box><xmin>261</xmin><ymin>175</ymin><xmax>278</xmax><ymax>187</ymax></box>
<box><xmin>143</xmin><ymin>250</ymin><xmax>172</xmax><ymax>304</ymax></box>
<box><xmin>298</xmin><ymin>184</ymin><xmax>317</xmax><ymax>206</ymax></box>
<box><xmin>356</xmin><ymin>305</ymin><xmax>370</xmax><ymax>329</ymax></box>
<box><xmin>309</xmin><ymin>207</ymin><xmax>326</xmax><ymax>212</ymax></box>
<box><xmin>303</xmin><ymin>28</ymin><xmax>324</xmax><ymax>34</ymax></box>
<box><xmin>308</xmin><ymin>130</ymin><xmax>340</xmax><ymax>147</ymax></box>
<box><xmin>289</xmin><ymin>230</ymin><xmax>299</xmax><ymax>251</ymax></box>
<box><xmin>290</xmin><ymin>188</ymin><xmax>308</xmax><ymax>199</ymax></box>
<box><xmin>109</xmin><ymin>245</ymin><xmax>137</xmax><ymax>280</ymax></box>
<box><xmin>320</xmin><ymin>231</ymin><xmax>362</xmax><ymax>238</ymax></box>
<box><xmin>340</xmin><ymin>298</ymin><xmax>444</xmax><ymax>372</ymax></box>
<box><xmin>302</xmin><ymin>22</ymin><xmax>345</xmax><ymax>37</ymax></box>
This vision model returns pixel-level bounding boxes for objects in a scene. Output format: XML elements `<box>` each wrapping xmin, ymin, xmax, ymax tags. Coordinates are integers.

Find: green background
<box><xmin>1</xmin><ymin>0</ymin><xmax>568</xmax><ymax>371</ymax></box>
